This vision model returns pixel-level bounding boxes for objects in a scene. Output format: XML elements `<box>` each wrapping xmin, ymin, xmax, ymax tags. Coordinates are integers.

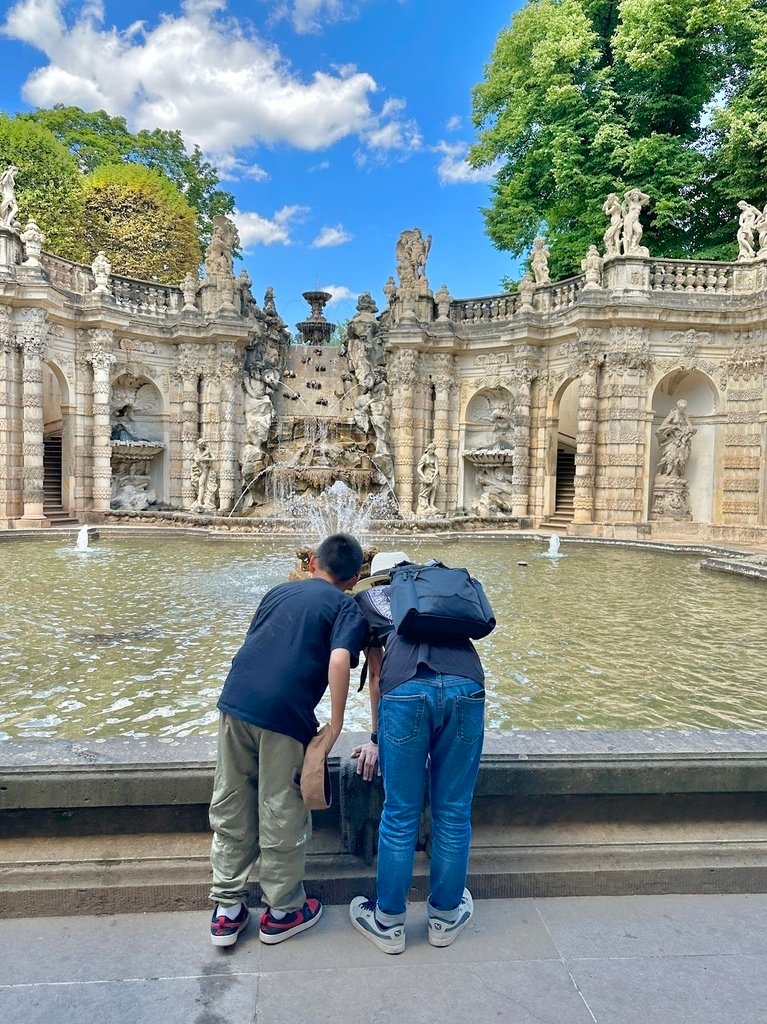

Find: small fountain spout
<box><xmin>546</xmin><ymin>533</ymin><xmax>561</xmax><ymax>557</ymax></box>
<box><xmin>76</xmin><ymin>526</ymin><xmax>90</xmax><ymax>551</ymax></box>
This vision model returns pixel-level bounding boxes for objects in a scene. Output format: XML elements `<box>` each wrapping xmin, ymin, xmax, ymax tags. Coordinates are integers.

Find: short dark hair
<box><xmin>316</xmin><ymin>533</ymin><xmax>363</xmax><ymax>582</ymax></box>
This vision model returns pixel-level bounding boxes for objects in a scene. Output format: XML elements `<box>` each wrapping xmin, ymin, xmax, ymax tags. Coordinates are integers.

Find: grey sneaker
<box><xmin>428</xmin><ymin>888</ymin><xmax>474</xmax><ymax>947</ymax></box>
<box><xmin>349</xmin><ymin>897</ymin><xmax>406</xmax><ymax>955</ymax></box>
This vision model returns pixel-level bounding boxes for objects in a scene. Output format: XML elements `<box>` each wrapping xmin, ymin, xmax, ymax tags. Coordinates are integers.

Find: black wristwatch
<box><xmin>370</xmin><ymin>732</ymin><xmax>378</xmax><ymax>744</ymax></box>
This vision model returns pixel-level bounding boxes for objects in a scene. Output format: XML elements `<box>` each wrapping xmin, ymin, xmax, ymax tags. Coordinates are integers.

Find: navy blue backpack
<box><xmin>389</xmin><ymin>559</ymin><xmax>496</xmax><ymax>642</ymax></box>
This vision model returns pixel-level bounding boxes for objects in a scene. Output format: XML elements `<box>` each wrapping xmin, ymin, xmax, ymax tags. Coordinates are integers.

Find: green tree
<box><xmin>0</xmin><ymin>113</ymin><xmax>86</xmax><ymax>260</ymax></box>
<box><xmin>24</xmin><ymin>106</ymin><xmax>236</xmax><ymax>257</ymax></box>
<box><xmin>83</xmin><ymin>163</ymin><xmax>200</xmax><ymax>283</ymax></box>
<box><xmin>470</xmin><ymin>0</ymin><xmax>762</xmax><ymax>280</ymax></box>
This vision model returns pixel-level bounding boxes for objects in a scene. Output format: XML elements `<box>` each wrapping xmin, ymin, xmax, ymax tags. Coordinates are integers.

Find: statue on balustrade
<box><xmin>0</xmin><ymin>165</ymin><xmax>19</xmax><ymax>231</ymax></box>
<box><xmin>395</xmin><ymin>227</ymin><xmax>432</xmax><ymax>299</ymax></box>
<box><xmin>602</xmin><ymin>193</ymin><xmax>623</xmax><ymax>257</ymax></box>
<box><xmin>21</xmin><ymin>219</ymin><xmax>45</xmax><ymax>266</ymax></box>
<box><xmin>737</xmin><ymin>201</ymin><xmax>762</xmax><ymax>261</ymax></box>
<box><xmin>204</xmin><ymin>215</ymin><xmax>239</xmax><ymax>280</ymax></box>
<box><xmin>530</xmin><ymin>236</ymin><xmax>551</xmax><ymax>285</ymax></box>
<box><xmin>602</xmin><ymin>189</ymin><xmax>650</xmax><ymax>258</ymax></box>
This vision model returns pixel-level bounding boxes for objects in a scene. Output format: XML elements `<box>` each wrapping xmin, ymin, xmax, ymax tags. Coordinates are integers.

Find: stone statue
<box><xmin>395</xmin><ymin>227</ymin><xmax>432</xmax><ymax>298</ymax></box>
<box><xmin>434</xmin><ymin>284</ymin><xmax>452</xmax><ymax>321</ymax></box>
<box><xmin>110</xmin><ymin>404</ymin><xmax>143</xmax><ymax>442</ymax></box>
<box><xmin>530</xmin><ymin>236</ymin><xmax>551</xmax><ymax>285</ymax></box>
<box><xmin>471</xmin><ymin>465</ymin><xmax>515</xmax><ymax>518</ymax></box>
<box><xmin>243</xmin><ymin>366</ymin><xmax>277</xmax><ymax>452</ymax></box>
<box><xmin>517</xmin><ymin>272</ymin><xmax>535</xmax><ymax>310</ymax></box>
<box><xmin>21</xmin><ymin>218</ymin><xmax>45</xmax><ymax>267</ymax></box>
<box><xmin>365</xmin><ymin>367</ymin><xmax>391</xmax><ymax>457</ymax></box>
<box><xmin>581</xmin><ymin>245</ymin><xmax>604</xmax><ymax>289</ymax></box>
<box><xmin>656</xmin><ymin>400</ymin><xmax>697</xmax><ymax>478</ymax></box>
<box><xmin>92</xmin><ymin>250</ymin><xmax>112</xmax><ymax>296</ymax></box>
<box><xmin>0</xmin><ymin>165</ymin><xmax>19</xmax><ymax>231</ymax></box>
<box><xmin>602</xmin><ymin>192</ymin><xmax>623</xmax><ymax>257</ymax></box>
<box><xmin>204</xmin><ymin>215</ymin><xmax>239</xmax><ymax>280</ymax></box>
<box><xmin>756</xmin><ymin>205</ymin><xmax>767</xmax><ymax>257</ymax></box>
<box><xmin>383</xmin><ymin>275</ymin><xmax>398</xmax><ymax>308</ymax></box>
<box><xmin>181</xmin><ymin>270</ymin><xmax>199</xmax><ymax>311</ymax></box>
<box><xmin>621</xmin><ymin>189</ymin><xmax>650</xmax><ymax>256</ymax></box>
<box><xmin>737</xmin><ymin>201</ymin><xmax>761</xmax><ymax>261</ymax></box>
<box><xmin>263</xmin><ymin>285</ymin><xmax>278</xmax><ymax>318</ymax></box>
<box><xmin>415</xmin><ymin>442</ymin><xmax>441</xmax><ymax>516</ymax></box>
<box><xmin>191</xmin><ymin>438</ymin><xmax>215</xmax><ymax>511</ymax></box>
<box><xmin>203</xmin><ymin>468</ymin><xmax>219</xmax><ymax>513</ymax></box>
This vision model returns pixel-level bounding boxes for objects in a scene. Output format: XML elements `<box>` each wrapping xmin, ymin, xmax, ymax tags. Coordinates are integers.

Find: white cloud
<box><xmin>435</xmin><ymin>141</ymin><xmax>501</xmax><ymax>185</ymax></box>
<box><xmin>355</xmin><ymin>96</ymin><xmax>422</xmax><ymax>166</ymax></box>
<box><xmin>235</xmin><ymin>204</ymin><xmax>308</xmax><ymax>247</ymax></box>
<box><xmin>308</xmin><ymin>159</ymin><xmax>330</xmax><ymax>173</ymax></box>
<box><xmin>320</xmin><ymin>284</ymin><xmax>356</xmax><ymax>304</ymax></box>
<box><xmin>2</xmin><ymin>0</ymin><xmax>381</xmax><ymax>155</ymax></box>
<box><xmin>269</xmin><ymin>0</ymin><xmax>358</xmax><ymax>35</ymax></box>
<box><xmin>446</xmin><ymin>115</ymin><xmax>462</xmax><ymax>132</ymax></box>
<box><xmin>312</xmin><ymin>224</ymin><xmax>353</xmax><ymax>248</ymax></box>
<box><xmin>215</xmin><ymin>153</ymin><xmax>270</xmax><ymax>182</ymax></box>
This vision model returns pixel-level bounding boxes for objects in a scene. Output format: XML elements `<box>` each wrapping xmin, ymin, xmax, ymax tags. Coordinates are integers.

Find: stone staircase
<box><xmin>544</xmin><ymin>449</ymin><xmax>575</xmax><ymax>528</ymax></box>
<box><xmin>43</xmin><ymin>436</ymin><xmax>77</xmax><ymax>525</ymax></box>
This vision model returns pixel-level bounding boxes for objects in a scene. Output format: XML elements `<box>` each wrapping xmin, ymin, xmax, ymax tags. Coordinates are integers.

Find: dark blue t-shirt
<box><xmin>218</xmin><ymin>578</ymin><xmax>369</xmax><ymax>744</ymax></box>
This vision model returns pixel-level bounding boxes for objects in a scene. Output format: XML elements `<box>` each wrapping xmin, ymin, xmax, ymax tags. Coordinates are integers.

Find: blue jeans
<box><xmin>375</xmin><ymin>673</ymin><xmax>485</xmax><ymax>921</ymax></box>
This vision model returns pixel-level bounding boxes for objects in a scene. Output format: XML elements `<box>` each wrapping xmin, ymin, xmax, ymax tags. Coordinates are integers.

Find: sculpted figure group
<box><xmin>602</xmin><ymin>189</ymin><xmax>650</xmax><ymax>258</ymax></box>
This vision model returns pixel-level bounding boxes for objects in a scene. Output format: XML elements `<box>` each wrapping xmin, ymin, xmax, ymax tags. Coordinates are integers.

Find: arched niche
<box><xmin>649</xmin><ymin>369</ymin><xmax>720</xmax><ymax>522</ymax></box>
<box><xmin>110</xmin><ymin>372</ymin><xmax>167</xmax><ymax>506</ymax></box>
<box><xmin>461</xmin><ymin>386</ymin><xmax>515</xmax><ymax>513</ymax></box>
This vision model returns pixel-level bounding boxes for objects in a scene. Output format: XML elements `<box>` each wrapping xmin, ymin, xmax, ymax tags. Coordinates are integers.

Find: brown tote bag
<box><xmin>300</xmin><ymin>723</ymin><xmax>334</xmax><ymax>810</ymax></box>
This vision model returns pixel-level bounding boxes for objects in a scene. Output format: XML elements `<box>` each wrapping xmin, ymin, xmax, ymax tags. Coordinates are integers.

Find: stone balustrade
<box><xmin>40</xmin><ymin>252</ymin><xmax>93</xmax><ymax>294</ymax></box>
<box><xmin>452</xmin><ymin>293</ymin><xmax>520</xmax><ymax>324</ymax></box>
<box><xmin>111</xmin><ymin>275</ymin><xmax>182</xmax><ymax>318</ymax></box>
<box><xmin>649</xmin><ymin>259</ymin><xmax>734</xmax><ymax>294</ymax></box>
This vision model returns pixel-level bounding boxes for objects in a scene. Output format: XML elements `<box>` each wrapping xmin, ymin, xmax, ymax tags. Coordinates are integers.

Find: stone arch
<box><xmin>647</xmin><ymin>368</ymin><xmax>720</xmax><ymax>523</ymax></box>
<box><xmin>460</xmin><ymin>385</ymin><xmax>515</xmax><ymax>513</ymax></box>
<box><xmin>542</xmin><ymin>376</ymin><xmax>579</xmax><ymax>523</ymax></box>
<box><xmin>41</xmin><ymin>359</ymin><xmax>74</xmax><ymax>515</ymax></box>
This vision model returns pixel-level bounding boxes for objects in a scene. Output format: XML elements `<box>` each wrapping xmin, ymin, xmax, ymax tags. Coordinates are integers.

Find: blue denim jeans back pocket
<box><xmin>456</xmin><ymin>689</ymin><xmax>485</xmax><ymax>742</ymax></box>
<box><xmin>381</xmin><ymin>692</ymin><xmax>426</xmax><ymax>744</ymax></box>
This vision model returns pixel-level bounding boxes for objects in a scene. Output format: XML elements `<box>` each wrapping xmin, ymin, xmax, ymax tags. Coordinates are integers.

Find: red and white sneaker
<box><xmin>210</xmin><ymin>904</ymin><xmax>250</xmax><ymax>947</ymax></box>
<box><xmin>259</xmin><ymin>899</ymin><xmax>323</xmax><ymax>944</ymax></box>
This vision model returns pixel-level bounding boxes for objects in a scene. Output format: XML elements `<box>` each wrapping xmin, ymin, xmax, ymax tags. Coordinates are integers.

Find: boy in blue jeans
<box><xmin>350</xmin><ymin>552</ymin><xmax>486</xmax><ymax>954</ymax></box>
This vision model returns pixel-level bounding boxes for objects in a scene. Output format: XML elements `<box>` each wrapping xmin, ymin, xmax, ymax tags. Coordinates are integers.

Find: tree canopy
<box><xmin>23</xmin><ymin>106</ymin><xmax>236</xmax><ymax>257</ymax></box>
<box><xmin>470</xmin><ymin>0</ymin><xmax>767</xmax><ymax>280</ymax></box>
<box><xmin>0</xmin><ymin>114</ymin><xmax>86</xmax><ymax>261</ymax></box>
<box><xmin>83</xmin><ymin>164</ymin><xmax>200</xmax><ymax>284</ymax></box>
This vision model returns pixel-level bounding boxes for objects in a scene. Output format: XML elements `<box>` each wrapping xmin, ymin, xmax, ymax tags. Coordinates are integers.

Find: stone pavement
<box><xmin>1</xmin><ymin>893</ymin><xmax>765</xmax><ymax>1023</ymax></box>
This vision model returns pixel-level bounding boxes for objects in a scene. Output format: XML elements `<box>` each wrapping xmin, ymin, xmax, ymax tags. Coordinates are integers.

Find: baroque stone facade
<box><xmin>2</xmin><ymin>190</ymin><xmax>767</xmax><ymax>542</ymax></box>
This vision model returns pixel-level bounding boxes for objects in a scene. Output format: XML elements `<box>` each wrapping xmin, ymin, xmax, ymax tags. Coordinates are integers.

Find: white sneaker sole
<box><xmin>428</xmin><ymin>914</ymin><xmax>472</xmax><ymax>947</ymax></box>
<box><xmin>210</xmin><ymin>914</ymin><xmax>249</xmax><ymax>947</ymax></box>
<box><xmin>259</xmin><ymin>904</ymin><xmax>322</xmax><ymax>944</ymax></box>
<box><xmin>349</xmin><ymin>907</ymin><xmax>406</xmax><ymax>955</ymax></box>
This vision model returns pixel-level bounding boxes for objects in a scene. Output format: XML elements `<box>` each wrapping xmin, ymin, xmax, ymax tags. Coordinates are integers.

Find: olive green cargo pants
<box><xmin>209</xmin><ymin>712</ymin><xmax>311</xmax><ymax>912</ymax></box>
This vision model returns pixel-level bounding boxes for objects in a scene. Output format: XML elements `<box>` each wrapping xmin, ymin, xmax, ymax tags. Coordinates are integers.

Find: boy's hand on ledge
<box><xmin>351</xmin><ymin>741</ymin><xmax>380</xmax><ymax>782</ymax></box>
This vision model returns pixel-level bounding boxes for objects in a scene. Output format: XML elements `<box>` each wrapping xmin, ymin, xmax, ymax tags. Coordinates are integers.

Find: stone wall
<box><xmin>2</xmin><ymin>207</ymin><xmax>767</xmax><ymax>541</ymax></box>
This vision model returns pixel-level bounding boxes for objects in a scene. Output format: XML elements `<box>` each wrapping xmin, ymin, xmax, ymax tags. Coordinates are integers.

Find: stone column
<box><xmin>566</xmin><ymin>338</ymin><xmax>604</xmax><ymax>527</ymax></box>
<box><xmin>176</xmin><ymin>344</ymin><xmax>201</xmax><ymax>509</ymax></box>
<box><xmin>510</xmin><ymin>373</ymin><xmax>534</xmax><ymax>520</ymax></box>
<box><xmin>390</xmin><ymin>349</ymin><xmax>419</xmax><ymax>514</ymax></box>
<box><xmin>446</xmin><ymin>380</ymin><xmax>460</xmax><ymax>514</ymax></box>
<box><xmin>86</xmin><ymin>328</ymin><xmax>115</xmax><ymax>515</ymax></box>
<box><xmin>73</xmin><ymin>330</ymin><xmax>93</xmax><ymax>515</ymax></box>
<box><xmin>432</xmin><ymin>356</ymin><xmax>455</xmax><ymax>513</ymax></box>
<box><xmin>216</xmin><ymin>341</ymin><xmax>242</xmax><ymax>514</ymax></box>
<box><xmin>15</xmin><ymin>307</ymin><xmax>49</xmax><ymax>526</ymax></box>
<box><xmin>0</xmin><ymin>304</ymin><xmax>14</xmax><ymax>523</ymax></box>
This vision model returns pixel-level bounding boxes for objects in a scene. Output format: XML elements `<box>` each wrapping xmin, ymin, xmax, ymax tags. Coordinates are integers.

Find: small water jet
<box><xmin>75</xmin><ymin>526</ymin><xmax>90</xmax><ymax>551</ymax></box>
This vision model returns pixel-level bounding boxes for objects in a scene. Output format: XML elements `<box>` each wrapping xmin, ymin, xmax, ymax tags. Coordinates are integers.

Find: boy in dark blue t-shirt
<box><xmin>209</xmin><ymin>533</ymin><xmax>368</xmax><ymax>948</ymax></box>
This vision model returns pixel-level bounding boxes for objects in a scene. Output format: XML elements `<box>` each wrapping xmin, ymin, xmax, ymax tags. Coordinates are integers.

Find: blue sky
<box><xmin>0</xmin><ymin>0</ymin><xmax>525</xmax><ymax>329</ymax></box>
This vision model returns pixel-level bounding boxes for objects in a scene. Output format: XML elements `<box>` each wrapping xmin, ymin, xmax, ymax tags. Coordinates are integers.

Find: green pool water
<box><xmin>1</xmin><ymin>536</ymin><xmax>765</xmax><ymax>739</ymax></box>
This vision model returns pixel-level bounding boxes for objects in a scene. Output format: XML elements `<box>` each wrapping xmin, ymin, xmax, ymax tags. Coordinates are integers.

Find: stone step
<box><xmin>3</xmin><ymin>818</ymin><xmax>767</xmax><ymax>918</ymax></box>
